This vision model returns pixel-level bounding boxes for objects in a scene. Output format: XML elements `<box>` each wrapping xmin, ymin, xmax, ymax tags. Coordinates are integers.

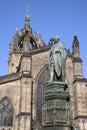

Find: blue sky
<box><xmin>0</xmin><ymin>0</ymin><xmax>87</xmax><ymax>77</ymax></box>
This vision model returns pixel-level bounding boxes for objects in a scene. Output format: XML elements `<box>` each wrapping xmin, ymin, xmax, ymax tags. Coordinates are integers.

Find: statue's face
<box><xmin>54</xmin><ymin>37</ymin><xmax>60</xmax><ymax>43</ymax></box>
<box><xmin>54</xmin><ymin>36</ymin><xmax>60</xmax><ymax>43</ymax></box>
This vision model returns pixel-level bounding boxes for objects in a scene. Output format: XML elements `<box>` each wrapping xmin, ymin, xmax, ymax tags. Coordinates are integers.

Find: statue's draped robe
<box><xmin>49</xmin><ymin>42</ymin><xmax>67</xmax><ymax>78</ymax></box>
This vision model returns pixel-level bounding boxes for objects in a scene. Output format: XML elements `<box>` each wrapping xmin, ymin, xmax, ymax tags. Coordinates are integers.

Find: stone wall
<box><xmin>0</xmin><ymin>79</ymin><xmax>20</xmax><ymax>130</ymax></box>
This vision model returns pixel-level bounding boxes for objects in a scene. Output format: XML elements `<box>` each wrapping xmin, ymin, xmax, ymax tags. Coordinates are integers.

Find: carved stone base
<box><xmin>42</xmin><ymin>81</ymin><xmax>71</xmax><ymax>130</ymax></box>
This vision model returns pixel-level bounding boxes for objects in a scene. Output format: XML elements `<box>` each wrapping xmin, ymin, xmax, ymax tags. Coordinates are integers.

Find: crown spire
<box><xmin>26</xmin><ymin>4</ymin><xmax>29</xmax><ymax>17</ymax></box>
<box><xmin>25</xmin><ymin>4</ymin><xmax>30</xmax><ymax>29</ymax></box>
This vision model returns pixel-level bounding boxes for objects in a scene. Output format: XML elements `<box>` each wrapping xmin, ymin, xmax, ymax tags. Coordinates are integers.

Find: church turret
<box><xmin>36</xmin><ymin>34</ymin><xmax>45</xmax><ymax>48</ymax></box>
<box><xmin>72</xmin><ymin>35</ymin><xmax>80</xmax><ymax>58</ymax></box>
<box><xmin>72</xmin><ymin>36</ymin><xmax>83</xmax><ymax>77</ymax></box>
<box><xmin>13</xmin><ymin>30</ymin><xmax>20</xmax><ymax>51</ymax></box>
<box><xmin>9</xmin><ymin>30</ymin><xmax>20</xmax><ymax>54</ymax></box>
<box><xmin>8</xmin><ymin>30</ymin><xmax>21</xmax><ymax>74</ymax></box>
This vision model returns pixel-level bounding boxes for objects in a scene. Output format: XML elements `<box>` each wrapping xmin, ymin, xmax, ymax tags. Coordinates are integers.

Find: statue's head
<box><xmin>54</xmin><ymin>35</ymin><xmax>60</xmax><ymax>43</ymax></box>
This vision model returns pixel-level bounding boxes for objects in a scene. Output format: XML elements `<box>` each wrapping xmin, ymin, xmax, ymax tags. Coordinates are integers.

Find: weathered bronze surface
<box><xmin>48</xmin><ymin>36</ymin><xmax>67</xmax><ymax>82</ymax></box>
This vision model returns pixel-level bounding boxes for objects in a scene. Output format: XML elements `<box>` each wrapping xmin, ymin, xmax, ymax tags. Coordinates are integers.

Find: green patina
<box><xmin>48</xmin><ymin>36</ymin><xmax>67</xmax><ymax>82</ymax></box>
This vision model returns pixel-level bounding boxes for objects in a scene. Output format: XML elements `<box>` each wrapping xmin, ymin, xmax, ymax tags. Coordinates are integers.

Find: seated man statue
<box><xmin>48</xmin><ymin>36</ymin><xmax>67</xmax><ymax>82</ymax></box>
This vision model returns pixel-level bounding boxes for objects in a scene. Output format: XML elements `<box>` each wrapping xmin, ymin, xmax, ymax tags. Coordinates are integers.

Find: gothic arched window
<box><xmin>0</xmin><ymin>98</ymin><xmax>13</xmax><ymax>127</ymax></box>
<box><xmin>37</xmin><ymin>67</ymin><xmax>50</xmax><ymax>123</ymax></box>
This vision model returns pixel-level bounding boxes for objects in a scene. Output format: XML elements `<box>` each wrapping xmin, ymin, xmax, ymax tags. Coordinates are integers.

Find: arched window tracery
<box><xmin>37</xmin><ymin>67</ymin><xmax>50</xmax><ymax>123</ymax></box>
<box><xmin>0</xmin><ymin>98</ymin><xmax>13</xmax><ymax>130</ymax></box>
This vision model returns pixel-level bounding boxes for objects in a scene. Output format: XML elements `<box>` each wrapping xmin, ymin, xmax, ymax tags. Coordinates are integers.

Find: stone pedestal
<box><xmin>42</xmin><ymin>81</ymin><xmax>71</xmax><ymax>130</ymax></box>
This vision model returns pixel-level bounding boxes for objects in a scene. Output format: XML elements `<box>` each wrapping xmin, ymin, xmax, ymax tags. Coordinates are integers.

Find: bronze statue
<box><xmin>48</xmin><ymin>36</ymin><xmax>67</xmax><ymax>82</ymax></box>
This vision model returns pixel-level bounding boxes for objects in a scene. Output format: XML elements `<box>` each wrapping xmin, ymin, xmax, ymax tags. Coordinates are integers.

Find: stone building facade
<box><xmin>0</xmin><ymin>12</ymin><xmax>87</xmax><ymax>130</ymax></box>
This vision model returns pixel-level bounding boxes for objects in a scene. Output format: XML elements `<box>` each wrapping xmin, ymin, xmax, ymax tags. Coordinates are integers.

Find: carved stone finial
<box><xmin>27</xmin><ymin>4</ymin><xmax>29</xmax><ymax>15</ymax></box>
<box><xmin>25</xmin><ymin>4</ymin><xmax>30</xmax><ymax>29</ymax></box>
<box><xmin>73</xmin><ymin>35</ymin><xmax>79</xmax><ymax>45</ymax></box>
<box><xmin>16</xmin><ymin>27</ymin><xmax>18</xmax><ymax>33</ymax></box>
<box><xmin>34</xmin><ymin>31</ymin><xmax>36</xmax><ymax>37</ymax></box>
